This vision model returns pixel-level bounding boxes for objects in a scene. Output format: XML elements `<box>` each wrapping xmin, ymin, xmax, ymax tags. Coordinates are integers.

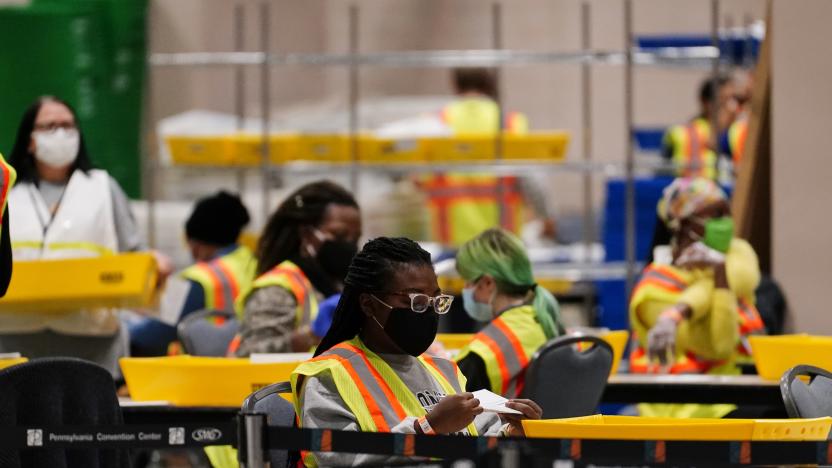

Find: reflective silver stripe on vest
<box><xmin>324</xmin><ymin>346</ymin><xmax>402</xmax><ymax>430</ymax></box>
<box><xmin>204</xmin><ymin>261</ymin><xmax>236</xmax><ymax>313</ymax></box>
<box><xmin>642</xmin><ymin>269</ymin><xmax>688</xmax><ymax>290</ymax></box>
<box><xmin>281</xmin><ymin>268</ymin><xmax>313</xmax><ymax>326</ymax></box>
<box><xmin>478</xmin><ymin>322</ymin><xmax>524</xmax><ymax>394</ymax></box>
<box><xmin>425</xmin><ymin>356</ymin><xmax>463</xmax><ymax>394</ymax></box>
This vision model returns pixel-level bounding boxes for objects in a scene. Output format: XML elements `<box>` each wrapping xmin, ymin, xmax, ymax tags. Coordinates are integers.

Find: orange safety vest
<box><xmin>665</xmin><ymin>118</ymin><xmax>718</xmax><ymax>180</ymax></box>
<box><xmin>454</xmin><ymin>305</ymin><xmax>547</xmax><ymax>398</ymax></box>
<box><xmin>227</xmin><ymin>260</ymin><xmax>318</xmax><ymax>355</ymax></box>
<box><xmin>181</xmin><ymin>245</ymin><xmax>256</xmax><ymax>314</ymax></box>
<box><xmin>629</xmin><ymin>263</ymin><xmax>765</xmax><ymax>374</ymax></box>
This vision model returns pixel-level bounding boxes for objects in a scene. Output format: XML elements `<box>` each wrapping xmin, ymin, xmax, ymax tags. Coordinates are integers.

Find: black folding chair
<box><xmin>0</xmin><ymin>358</ymin><xmax>129</xmax><ymax>467</ymax></box>
<box><xmin>177</xmin><ymin>309</ymin><xmax>239</xmax><ymax>356</ymax></box>
<box><xmin>780</xmin><ymin>364</ymin><xmax>832</xmax><ymax>418</ymax></box>
<box><xmin>521</xmin><ymin>335</ymin><xmax>613</xmax><ymax>419</ymax></box>
<box><xmin>241</xmin><ymin>381</ymin><xmax>296</xmax><ymax>468</ymax></box>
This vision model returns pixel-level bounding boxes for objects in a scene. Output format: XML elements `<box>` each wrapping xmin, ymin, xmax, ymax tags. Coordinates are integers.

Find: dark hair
<box><xmin>314</xmin><ymin>237</ymin><xmax>432</xmax><ymax>357</ymax></box>
<box><xmin>7</xmin><ymin>96</ymin><xmax>94</xmax><ymax>183</ymax></box>
<box><xmin>256</xmin><ymin>180</ymin><xmax>358</xmax><ymax>276</ymax></box>
<box><xmin>698</xmin><ymin>75</ymin><xmax>731</xmax><ymax>105</ymax></box>
<box><xmin>185</xmin><ymin>190</ymin><xmax>251</xmax><ymax>246</ymax></box>
<box><xmin>453</xmin><ymin>67</ymin><xmax>498</xmax><ymax>100</ymax></box>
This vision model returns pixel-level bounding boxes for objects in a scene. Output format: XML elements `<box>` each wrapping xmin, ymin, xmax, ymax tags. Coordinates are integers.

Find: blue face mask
<box><xmin>462</xmin><ymin>287</ymin><xmax>494</xmax><ymax>322</ymax></box>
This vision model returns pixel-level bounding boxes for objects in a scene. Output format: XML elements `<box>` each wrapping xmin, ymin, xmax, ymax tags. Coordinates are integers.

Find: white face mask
<box><xmin>32</xmin><ymin>128</ymin><xmax>80</xmax><ymax>168</ymax></box>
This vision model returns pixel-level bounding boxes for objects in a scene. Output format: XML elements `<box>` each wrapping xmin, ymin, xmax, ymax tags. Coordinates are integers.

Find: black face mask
<box><xmin>371</xmin><ymin>297</ymin><xmax>439</xmax><ymax>356</ymax></box>
<box><xmin>317</xmin><ymin>239</ymin><xmax>358</xmax><ymax>282</ymax></box>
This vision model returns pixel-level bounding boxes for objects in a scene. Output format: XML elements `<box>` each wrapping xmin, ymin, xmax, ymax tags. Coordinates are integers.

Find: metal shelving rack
<box><xmin>145</xmin><ymin>0</ymin><xmax>733</xmax><ymax>310</ymax></box>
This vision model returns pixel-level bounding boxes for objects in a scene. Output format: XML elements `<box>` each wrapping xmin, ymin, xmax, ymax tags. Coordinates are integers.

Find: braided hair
<box><xmin>256</xmin><ymin>180</ymin><xmax>357</xmax><ymax>276</ymax></box>
<box><xmin>314</xmin><ymin>237</ymin><xmax>432</xmax><ymax>357</ymax></box>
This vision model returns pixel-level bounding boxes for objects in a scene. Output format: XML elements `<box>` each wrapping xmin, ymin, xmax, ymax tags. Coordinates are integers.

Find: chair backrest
<box><xmin>0</xmin><ymin>358</ymin><xmax>128</xmax><ymax>468</ymax></box>
<box><xmin>177</xmin><ymin>309</ymin><xmax>239</xmax><ymax>356</ymax></box>
<box><xmin>780</xmin><ymin>365</ymin><xmax>832</xmax><ymax>418</ymax></box>
<box><xmin>241</xmin><ymin>381</ymin><xmax>295</xmax><ymax>468</ymax></box>
<box><xmin>521</xmin><ymin>335</ymin><xmax>613</xmax><ymax>419</ymax></box>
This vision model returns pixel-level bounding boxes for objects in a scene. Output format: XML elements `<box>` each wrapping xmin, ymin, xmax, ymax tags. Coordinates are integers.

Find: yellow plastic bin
<box><xmin>292</xmin><ymin>134</ymin><xmax>351</xmax><ymax>163</ymax></box>
<box><xmin>522</xmin><ymin>415</ymin><xmax>832</xmax><ymax>441</ymax></box>
<box><xmin>359</xmin><ymin>136</ymin><xmax>427</xmax><ymax>164</ymax></box>
<box><xmin>749</xmin><ymin>334</ymin><xmax>832</xmax><ymax>380</ymax></box>
<box><xmin>502</xmin><ymin>132</ymin><xmax>570</xmax><ymax>161</ymax></box>
<box><xmin>120</xmin><ymin>356</ymin><xmax>303</xmax><ymax>407</ymax></box>
<box><xmin>0</xmin><ymin>253</ymin><xmax>158</xmax><ymax>312</ymax></box>
<box><xmin>166</xmin><ymin>135</ymin><xmax>234</xmax><ymax>166</ymax></box>
<box><xmin>435</xmin><ymin>334</ymin><xmax>474</xmax><ymax>351</ymax></box>
<box><xmin>424</xmin><ymin>135</ymin><xmax>498</xmax><ymax>162</ymax></box>
<box><xmin>233</xmin><ymin>133</ymin><xmax>298</xmax><ymax>166</ymax></box>
<box><xmin>600</xmin><ymin>330</ymin><xmax>629</xmax><ymax>376</ymax></box>
<box><xmin>0</xmin><ymin>357</ymin><xmax>27</xmax><ymax>370</ymax></box>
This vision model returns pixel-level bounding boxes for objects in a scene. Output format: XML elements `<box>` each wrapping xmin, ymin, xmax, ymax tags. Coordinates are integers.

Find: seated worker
<box><xmin>231</xmin><ymin>180</ymin><xmax>361</xmax><ymax>356</ymax></box>
<box><xmin>421</xmin><ymin>67</ymin><xmax>556</xmax><ymax>248</ymax></box>
<box><xmin>454</xmin><ymin>228</ymin><xmax>563</xmax><ymax>397</ymax></box>
<box><xmin>630</xmin><ymin>177</ymin><xmax>764</xmax><ymax>418</ymax></box>
<box><xmin>292</xmin><ymin>237</ymin><xmax>542</xmax><ymax>467</ymax></box>
<box><xmin>662</xmin><ymin>75</ymin><xmax>739</xmax><ymax>180</ymax></box>
<box><xmin>128</xmin><ymin>191</ymin><xmax>255</xmax><ymax>356</ymax></box>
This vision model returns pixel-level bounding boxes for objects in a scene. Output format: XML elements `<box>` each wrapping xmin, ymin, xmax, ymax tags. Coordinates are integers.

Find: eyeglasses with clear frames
<box><xmin>371</xmin><ymin>292</ymin><xmax>454</xmax><ymax>315</ymax></box>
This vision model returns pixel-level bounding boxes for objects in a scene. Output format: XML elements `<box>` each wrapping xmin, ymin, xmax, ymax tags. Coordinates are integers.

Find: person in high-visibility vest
<box><xmin>0</xmin><ymin>153</ymin><xmax>16</xmax><ymax>297</ymax></box>
<box><xmin>421</xmin><ymin>68</ymin><xmax>555</xmax><ymax>247</ymax></box>
<box><xmin>0</xmin><ymin>96</ymin><xmax>171</xmax><ymax>376</ymax></box>
<box><xmin>630</xmin><ymin>177</ymin><xmax>764</xmax><ymax>418</ymax></box>
<box><xmin>454</xmin><ymin>228</ymin><xmax>563</xmax><ymax>397</ymax></box>
<box><xmin>128</xmin><ymin>191</ymin><xmax>255</xmax><ymax>356</ymax></box>
<box><xmin>231</xmin><ymin>180</ymin><xmax>361</xmax><ymax>356</ymax></box>
<box><xmin>662</xmin><ymin>76</ymin><xmax>739</xmax><ymax>180</ymax></box>
<box><xmin>292</xmin><ymin>237</ymin><xmax>542</xmax><ymax>467</ymax></box>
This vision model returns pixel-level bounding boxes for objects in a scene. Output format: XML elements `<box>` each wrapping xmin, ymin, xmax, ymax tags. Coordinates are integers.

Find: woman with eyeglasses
<box><xmin>230</xmin><ymin>180</ymin><xmax>361</xmax><ymax>356</ymax></box>
<box><xmin>454</xmin><ymin>228</ymin><xmax>563</xmax><ymax>397</ymax></box>
<box><xmin>1</xmin><ymin>96</ymin><xmax>169</xmax><ymax>376</ymax></box>
<box><xmin>291</xmin><ymin>237</ymin><xmax>542</xmax><ymax>467</ymax></box>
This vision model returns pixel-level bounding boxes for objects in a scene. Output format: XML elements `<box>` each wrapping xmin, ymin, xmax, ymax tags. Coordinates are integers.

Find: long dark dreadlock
<box><xmin>313</xmin><ymin>237</ymin><xmax>432</xmax><ymax>357</ymax></box>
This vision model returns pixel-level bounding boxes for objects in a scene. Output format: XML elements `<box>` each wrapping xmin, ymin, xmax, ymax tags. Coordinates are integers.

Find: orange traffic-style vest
<box><xmin>629</xmin><ymin>263</ymin><xmax>764</xmax><ymax>374</ymax></box>
<box><xmin>728</xmin><ymin>118</ymin><xmax>749</xmax><ymax>166</ymax></box>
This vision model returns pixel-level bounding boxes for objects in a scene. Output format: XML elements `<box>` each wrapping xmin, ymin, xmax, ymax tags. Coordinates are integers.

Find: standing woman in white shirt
<box><xmin>2</xmin><ymin>95</ymin><xmax>159</xmax><ymax>375</ymax></box>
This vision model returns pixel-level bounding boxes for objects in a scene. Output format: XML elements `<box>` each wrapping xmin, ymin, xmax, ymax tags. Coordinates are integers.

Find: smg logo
<box><xmin>191</xmin><ymin>427</ymin><xmax>223</xmax><ymax>443</ymax></box>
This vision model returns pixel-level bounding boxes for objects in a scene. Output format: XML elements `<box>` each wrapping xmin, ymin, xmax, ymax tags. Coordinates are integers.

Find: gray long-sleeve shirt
<box><xmin>299</xmin><ymin>351</ymin><xmax>504</xmax><ymax>467</ymax></box>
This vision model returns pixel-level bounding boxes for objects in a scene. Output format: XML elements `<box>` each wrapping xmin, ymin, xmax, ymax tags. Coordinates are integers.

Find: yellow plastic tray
<box><xmin>166</xmin><ymin>135</ymin><xmax>234</xmax><ymax>166</ymax></box>
<box><xmin>359</xmin><ymin>136</ymin><xmax>427</xmax><ymax>163</ymax></box>
<box><xmin>120</xmin><ymin>356</ymin><xmax>302</xmax><ymax>407</ymax></box>
<box><xmin>292</xmin><ymin>134</ymin><xmax>351</xmax><ymax>163</ymax></box>
<box><xmin>438</xmin><ymin>276</ymin><xmax>573</xmax><ymax>296</ymax></box>
<box><xmin>0</xmin><ymin>358</ymin><xmax>27</xmax><ymax>370</ymax></box>
<box><xmin>749</xmin><ymin>334</ymin><xmax>832</xmax><ymax>381</ymax></box>
<box><xmin>0</xmin><ymin>253</ymin><xmax>158</xmax><ymax>312</ymax></box>
<box><xmin>502</xmin><ymin>132</ymin><xmax>570</xmax><ymax>161</ymax></box>
<box><xmin>435</xmin><ymin>334</ymin><xmax>474</xmax><ymax>351</ymax></box>
<box><xmin>522</xmin><ymin>415</ymin><xmax>832</xmax><ymax>441</ymax></box>
<box><xmin>233</xmin><ymin>133</ymin><xmax>298</xmax><ymax>166</ymax></box>
<box><xmin>424</xmin><ymin>135</ymin><xmax>498</xmax><ymax>162</ymax></box>
<box><xmin>601</xmin><ymin>330</ymin><xmax>629</xmax><ymax>375</ymax></box>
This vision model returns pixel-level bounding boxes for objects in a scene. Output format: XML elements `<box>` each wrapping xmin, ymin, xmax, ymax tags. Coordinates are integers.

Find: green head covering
<box><xmin>456</xmin><ymin>228</ymin><xmax>561</xmax><ymax>339</ymax></box>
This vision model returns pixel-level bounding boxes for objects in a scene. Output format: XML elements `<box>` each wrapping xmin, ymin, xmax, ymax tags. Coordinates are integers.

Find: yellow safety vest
<box><xmin>292</xmin><ymin>336</ymin><xmax>478</xmax><ymax>467</ymax></box>
<box><xmin>180</xmin><ymin>245</ymin><xmax>256</xmax><ymax>313</ymax></box>
<box><xmin>423</xmin><ymin>98</ymin><xmax>529</xmax><ymax>247</ymax></box>
<box><xmin>0</xmin><ymin>154</ymin><xmax>16</xmax><ymax>237</ymax></box>
<box><xmin>728</xmin><ymin>118</ymin><xmax>749</xmax><ymax>166</ymax></box>
<box><xmin>455</xmin><ymin>304</ymin><xmax>547</xmax><ymax>398</ymax></box>
<box><xmin>664</xmin><ymin>117</ymin><xmax>718</xmax><ymax>180</ymax></box>
<box><xmin>227</xmin><ymin>260</ymin><xmax>319</xmax><ymax>355</ymax></box>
